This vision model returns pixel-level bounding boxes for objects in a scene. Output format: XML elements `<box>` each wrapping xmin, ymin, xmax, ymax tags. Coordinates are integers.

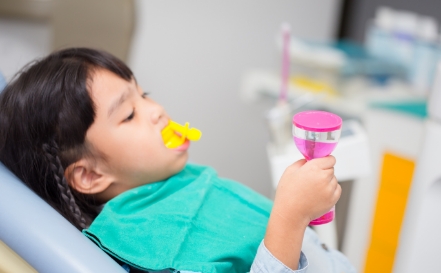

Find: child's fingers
<box><xmin>322</xmin><ymin>168</ymin><xmax>335</xmax><ymax>180</ymax></box>
<box><xmin>312</xmin><ymin>155</ymin><xmax>336</xmax><ymax>169</ymax></box>
<box><xmin>290</xmin><ymin>158</ymin><xmax>307</xmax><ymax>169</ymax></box>
<box><xmin>331</xmin><ymin>177</ymin><xmax>342</xmax><ymax>204</ymax></box>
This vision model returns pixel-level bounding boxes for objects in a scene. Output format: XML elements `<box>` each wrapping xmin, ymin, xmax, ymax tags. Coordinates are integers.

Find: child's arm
<box><xmin>263</xmin><ymin>156</ymin><xmax>340</xmax><ymax>270</ymax></box>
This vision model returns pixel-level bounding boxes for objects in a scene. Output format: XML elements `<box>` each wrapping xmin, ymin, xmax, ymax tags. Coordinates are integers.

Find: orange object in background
<box><xmin>364</xmin><ymin>153</ymin><xmax>415</xmax><ymax>273</ymax></box>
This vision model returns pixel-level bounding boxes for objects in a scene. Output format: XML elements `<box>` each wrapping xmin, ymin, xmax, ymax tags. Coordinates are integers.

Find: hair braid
<box><xmin>42</xmin><ymin>140</ymin><xmax>87</xmax><ymax>229</ymax></box>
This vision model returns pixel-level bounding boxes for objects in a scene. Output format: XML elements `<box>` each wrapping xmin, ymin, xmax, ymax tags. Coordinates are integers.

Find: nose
<box><xmin>149</xmin><ymin>100</ymin><xmax>167</xmax><ymax>124</ymax></box>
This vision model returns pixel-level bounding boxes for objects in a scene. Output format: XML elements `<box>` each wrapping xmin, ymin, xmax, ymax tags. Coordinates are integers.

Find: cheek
<box><xmin>120</xmin><ymin>132</ymin><xmax>166</xmax><ymax>162</ymax></box>
<box><xmin>87</xmin><ymin>123</ymin><xmax>168</xmax><ymax>169</ymax></box>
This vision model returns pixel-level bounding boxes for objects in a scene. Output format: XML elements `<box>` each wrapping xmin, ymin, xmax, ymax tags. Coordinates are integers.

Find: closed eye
<box><xmin>124</xmin><ymin>109</ymin><xmax>135</xmax><ymax>122</ymax></box>
<box><xmin>141</xmin><ymin>92</ymin><xmax>149</xmax><ymax>98</ymax></box>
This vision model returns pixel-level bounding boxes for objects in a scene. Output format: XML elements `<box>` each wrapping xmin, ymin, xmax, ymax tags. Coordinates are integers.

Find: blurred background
<box><xmin>1</xmin><ymin>0</ymin><xmax>441</xmax><ymax>272</ymax></box>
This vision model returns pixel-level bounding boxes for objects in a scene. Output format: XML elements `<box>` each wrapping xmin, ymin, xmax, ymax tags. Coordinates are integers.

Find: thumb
<box><xmin>290</xmin><ymin>158</ymin><xmax>307</xmax><ymax>169</ymax></box>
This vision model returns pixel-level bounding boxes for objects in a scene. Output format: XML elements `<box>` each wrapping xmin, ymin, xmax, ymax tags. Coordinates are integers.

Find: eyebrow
<box><xmin>107</xmin><ymin>87</ymin><xmax>132</xmax><ymax>118</ymax></box>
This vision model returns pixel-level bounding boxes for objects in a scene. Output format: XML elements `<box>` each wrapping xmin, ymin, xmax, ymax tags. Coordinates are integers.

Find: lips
<box><xmin>173</xmin><ymin>138</ymin><xmax>190</xmax><ymax>151</ymax></box>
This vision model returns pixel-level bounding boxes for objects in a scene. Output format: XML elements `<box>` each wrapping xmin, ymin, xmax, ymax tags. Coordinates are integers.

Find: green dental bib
<box><xmin>83</xmin><ymin>163</ymin><xmax>273</xmax><ymax>273</ymax></box>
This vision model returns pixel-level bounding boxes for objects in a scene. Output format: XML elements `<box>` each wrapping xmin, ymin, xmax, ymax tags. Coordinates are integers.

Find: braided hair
<box><xmin>0</xmin><ymin>48</ymin><xmax>133</xmax><ymax>230</ymax></box>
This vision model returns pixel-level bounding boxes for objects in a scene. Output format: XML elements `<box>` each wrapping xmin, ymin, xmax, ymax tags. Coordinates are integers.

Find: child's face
<box><xmin>85</xmin><ymin>69</ymin><xmax>189</xmax><ymax>196</ymax></box>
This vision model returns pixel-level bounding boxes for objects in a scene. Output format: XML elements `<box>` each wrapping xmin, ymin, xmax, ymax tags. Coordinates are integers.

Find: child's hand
<box><xmin>264</xmin><ymin>156</ymin><xmax>340</xmax><ymax>269</ymax></box>
<box><xmin>273</xmin><ymin>156</ymin><xmax>341</xmax><ymax>226</ymax></box>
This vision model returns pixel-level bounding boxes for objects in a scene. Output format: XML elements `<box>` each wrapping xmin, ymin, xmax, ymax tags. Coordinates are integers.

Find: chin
<box><xmin>176</xmin><ymin>154</ymin><xmax>189</xmax><ymax>171</ymax></box>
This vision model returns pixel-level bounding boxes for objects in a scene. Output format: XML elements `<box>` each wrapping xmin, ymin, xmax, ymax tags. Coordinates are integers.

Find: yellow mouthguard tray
<box><xmin>161</xmin><ymin>120</ymin><xmax>202</xmax><ymax>149</ymax></box>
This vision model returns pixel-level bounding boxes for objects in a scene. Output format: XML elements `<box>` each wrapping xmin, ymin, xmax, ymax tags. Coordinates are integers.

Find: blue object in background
<box><xmin>333</xmin><ymin>40</ymin><xmax>407</xmax><ymax>84</ymax></box>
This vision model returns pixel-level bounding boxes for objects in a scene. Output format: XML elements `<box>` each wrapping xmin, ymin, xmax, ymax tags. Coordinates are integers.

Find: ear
<box><xmin>64</xmin><ymin>159</ymin><xmax>113</xmax><ymax>195</ymax></box>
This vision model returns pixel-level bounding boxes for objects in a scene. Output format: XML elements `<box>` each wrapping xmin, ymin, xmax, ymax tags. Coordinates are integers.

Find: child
<box><xmin>0</xmin><ymin>48</ymin><xmax>356</xmax><ymax>273</ymax></box>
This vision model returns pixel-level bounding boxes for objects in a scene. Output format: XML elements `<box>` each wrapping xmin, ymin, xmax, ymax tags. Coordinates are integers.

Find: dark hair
<box><xmin>0</xmin><ymin>48</ymin><xmax>133</xmax><ymax>230</ymax></box>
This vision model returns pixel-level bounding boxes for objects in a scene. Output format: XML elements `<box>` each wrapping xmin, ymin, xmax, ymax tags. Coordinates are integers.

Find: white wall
<box><xmin>0</xmin><ymin>18</ymin><xmax>51</xmax><ymax>80</ymax></box>
<box><xmin>129</xmin><ymin>0</ymin><xmax>342</xmax><ymax>196</ymax></box>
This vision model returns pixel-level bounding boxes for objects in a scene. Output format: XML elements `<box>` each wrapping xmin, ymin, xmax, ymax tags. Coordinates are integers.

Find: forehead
<box><xmin>89</xmin><ymin>69</ymin><xmax>128</xmax><ymax>98</ymax></box>
<box><xmin>89</xmin><ymin>69</ymin><xmax>133</xmax><ymax>111</ymax></box>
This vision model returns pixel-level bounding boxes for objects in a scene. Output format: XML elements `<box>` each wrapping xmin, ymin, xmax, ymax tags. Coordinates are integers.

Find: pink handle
<box><xmin>292</xmin><ymin>110</ymin><xmax>342</xmax><ymax>225</ymax></box>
